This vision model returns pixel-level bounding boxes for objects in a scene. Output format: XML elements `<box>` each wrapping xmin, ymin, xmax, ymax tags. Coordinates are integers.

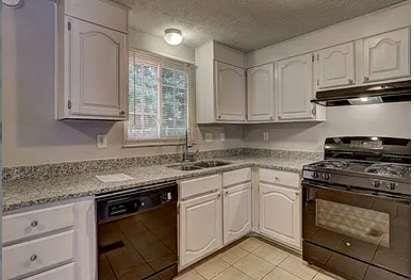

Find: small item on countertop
<box><xmin>95</xmin><ymin>173</ymin><xmax>134</xmax><ymax>183</ymax></box>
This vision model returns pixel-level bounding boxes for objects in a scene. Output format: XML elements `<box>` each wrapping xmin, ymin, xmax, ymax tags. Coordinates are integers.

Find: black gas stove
<box><xmin>302</xmin><ymin>136</ymin><xmax>411</xmax><ymax>280</ymax></box>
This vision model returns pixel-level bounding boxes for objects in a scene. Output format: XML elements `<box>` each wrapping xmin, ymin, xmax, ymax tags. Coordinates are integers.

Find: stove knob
<box><xmin>323</xmin><ymin>173</ymin><xmax>330</xmax><ymax>180</ymax></box>
<box><xmin>389</xmin><ymin>182</ymin><xmax>397</xmax><ymax>190</ymax></box>
<box><xmin>312</xmin><ymin>171</ymin><xmax>319</xmax><ymax>178</ymax></box>
<box><xmin>372</xmin><ymin>180</ymin><xmax>381</xmax><ymax>188</ymax></box>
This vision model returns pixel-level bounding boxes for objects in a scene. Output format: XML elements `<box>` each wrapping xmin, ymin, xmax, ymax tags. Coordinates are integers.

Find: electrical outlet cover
<box><xmin>97</xmin><ymin>134</ymin><xmax>108</xmax><ymax>148</ymax></box>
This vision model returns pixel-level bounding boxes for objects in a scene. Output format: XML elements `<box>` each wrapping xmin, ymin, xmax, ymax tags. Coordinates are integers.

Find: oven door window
<box><xmin>316</xmin><ymin>199</ymin><xmax>390</xmax><ymax>247</ymax></box>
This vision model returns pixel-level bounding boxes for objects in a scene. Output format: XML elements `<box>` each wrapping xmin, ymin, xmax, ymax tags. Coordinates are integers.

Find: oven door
<box><xmin>302</xmin><ymin>180</ymin><xmax>410</xmax><ymax>280</ymax></box>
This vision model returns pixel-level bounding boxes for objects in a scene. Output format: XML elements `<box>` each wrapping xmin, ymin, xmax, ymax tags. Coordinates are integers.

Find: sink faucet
<box><xmin>183</xmin><ymin>129</ymin><xmax>198</xmax><ymax>162</ymax></box>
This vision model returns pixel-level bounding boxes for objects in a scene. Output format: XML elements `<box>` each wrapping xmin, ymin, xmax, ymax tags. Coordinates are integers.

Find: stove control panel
<box><xmin>304</xmin><ymin>170</ymin><xmax>332</xmax><ymax>182</ymax></box>
<box><xmin>371</xmin><ymin>179</ymin><xmax>397</xmax><ymax>191</ymax></box>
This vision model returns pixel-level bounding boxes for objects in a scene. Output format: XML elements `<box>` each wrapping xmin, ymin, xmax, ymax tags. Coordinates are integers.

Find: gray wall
<box><xmin>2</xmin><ymin>0</ymin><xmax>243</xmax><ymax>167</ymax></box>
<box><xmin>245</xmin><ymin>102</ymin><xmax>411</xmax><ymax>152</ymax></box>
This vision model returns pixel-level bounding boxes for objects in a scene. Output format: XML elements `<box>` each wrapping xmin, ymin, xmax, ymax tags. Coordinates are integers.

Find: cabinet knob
<box><xmin>217</xmin><ymin>193</ymin><xmax>221</xmax><ymax>198</ymax></box>
<box><xmin>274</xmin><ymin>177</ymin><xmax>280</xmax><ymax>181</ymax></box>
<box><xmin>30</xmin><ymin>220</ymin><xmax>38</xmax><ymax>228</ymax></box>
<box><xmin>348</xmin><ymin>79</ymin><xmax>354</xmax><ymax>84</ymax></box>
<box><xmin>30</xmin><ymin>254</ymin><xmax>38</xmax><ymax>262</ymax></box>
<box><xmin>119</xmin><ymin>111</ymin><xmax>126</xmax><ymax>116</ymax></box>
<box><xmin>218</xmin><ymin>115</ymin><xmax>222</xmax><ymax>120</ymax></box>
<box><xmin>364</xmin><ymin>76</ymin><xmax>369</xmax><ymax>82</ymax></box>
<box><xmin>344</xmin><ymin>241</ymin><xmax>352</xmax><ymax>247</ymax></box>
<box><xmin>270</xmin><ymin>116</ymin><xmax>274</xmax><ymax>120</ymax></box>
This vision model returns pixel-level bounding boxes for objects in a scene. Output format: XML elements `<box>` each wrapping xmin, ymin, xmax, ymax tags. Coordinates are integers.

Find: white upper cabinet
<box><xmin>215</xmin><ymin>62</ymin><xmax>246</xmax><ymax>121</ymax></box>
<box><xmin>247</xmin><ymin>64</ymin><xmax>275</xmax><ymax>121</ymax></box>
<box><xmin>223</xmin><ymin>183</ymin><xmax>252</xmax><ymax>245</ymax></box>
<box><xmin>259</xmin><ymin>183</ymin><xmax>301</xmax><ymax>249</ymax></box>
<box><xmin>66</xmin><ymin>17</ymin><xmax>128</xmax><ymax>119</ymax></box>
<box><xmin>315</xmin><ymin>42</ymin><xmax>356</xmax><ymax>89</ymax></box>
<box><xmin>55</xmin><ymin>0</ymin><xmax>128</xmax><ymax>120</ymax></box>
<box><xmin>362</xmin><ymin>28</ymin><xmax>410</xmax><ymax>83</ymax></box>
<box><xmin>277</xmin><ymin>54</ymin><xmax>315</xmax><ymax>120</ymax></box>
<box><xmin>196</xmin><ymin>41</ymin><xmax>246</xmax><ymax>124</ymax></box>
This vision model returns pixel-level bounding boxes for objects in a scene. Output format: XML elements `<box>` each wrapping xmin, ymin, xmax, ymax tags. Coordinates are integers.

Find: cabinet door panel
<box><xmin>179</xmin><ymin>192</ymin><xmax>222</xmax><ymax>268</ymax></box>
<box><xmin>67</xmin><ymin>17</ymin><xmax>127</xmax><ymax>118</ymax></box>
<box><xmin>277</xmin><ymin>54</ymin><xmax>314</xmax><ymax>120</ymax></box>
<box><xmin>247</xmin><ymin>64</ymin><xmax>275</xmax><ymax>121</ymax></box>
<box><xmin>223</xmin><ymin>183</ymin><xmax>251</xmax><ymax>244</ymax></box>
<box><xmin>215</xmin><ymin>61</ymin><xmax>246</xmax><ymax>121</ymax></box>
<box><xmin>363</xmin><ymin>28</ymin><xmax>409</xmax><ymax>83</ymax></box>
<box><xmin>259</xmin><ymin>183</ymin><xmax>301</xmax><ymax>249</ymax></box>
<box><xmin>316</xmin><ymin>42</ymin><xmax>355</xmax><ymax>89</ymax></box>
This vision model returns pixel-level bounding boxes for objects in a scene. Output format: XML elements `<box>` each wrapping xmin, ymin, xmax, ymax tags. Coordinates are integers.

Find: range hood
<box><xmin>311</xmin><ymin>80</ymin><xmax>410</xmax><ymax>106</ymax></box>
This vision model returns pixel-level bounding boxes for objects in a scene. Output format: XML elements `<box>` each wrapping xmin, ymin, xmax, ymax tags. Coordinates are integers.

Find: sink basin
<box><xmin>194</xmin><ymin>160</ymin><xmax>232</xmax><ymax>168</ymax></box>
<box><xmin>167</xmin><ymin>160</ymin><xmax>231</xmax><ymax>171</ymax></box>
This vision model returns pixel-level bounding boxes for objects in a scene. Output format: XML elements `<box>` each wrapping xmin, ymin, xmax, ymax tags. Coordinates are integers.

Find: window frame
<box><xmin>123</xmin><ymin>49</ymin><xmax>193</xmax><ymax>148</ymax></box>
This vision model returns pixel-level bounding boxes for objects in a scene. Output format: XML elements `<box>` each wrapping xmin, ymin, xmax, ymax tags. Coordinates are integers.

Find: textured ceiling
<box><xmin>121</xmin><ymin>0</ymin><xmax>405</xmax><ymax>52</ymax></box>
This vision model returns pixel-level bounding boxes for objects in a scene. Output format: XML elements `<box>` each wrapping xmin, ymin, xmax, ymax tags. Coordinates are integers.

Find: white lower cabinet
<box><xmin>223</xmin><ymin>183</ymin><xmax>252</xmax><ymax>244</ymax></box>
<box><xmin>259</xmin><ymin>183</ymin><xmax>301</xmax><ymax>249</ymax></box>
<box><xmin>2</xmin><ymin>199</ymin><xmax>96</xmax><ymax>280</ymax></box>
<box><xmin>179</xmin><ymin>192</ymin><xmax>222</xmax><ymax>268</ymax></box>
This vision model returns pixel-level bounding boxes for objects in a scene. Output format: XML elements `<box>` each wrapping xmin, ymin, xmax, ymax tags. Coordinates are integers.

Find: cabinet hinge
<box><xmin>312</xmin><ymin>54</ymin><xmax>315</xmax><ymax>62</ymax></box>
<box><xmin>67</xmin><ymin>22</ymin><xmax>72</xmax><ymax>31</ymax></box>
<box><xmin>67</xmin><ymin>100</ymin><xmax>72</xmax><ymax>110</ymax></box>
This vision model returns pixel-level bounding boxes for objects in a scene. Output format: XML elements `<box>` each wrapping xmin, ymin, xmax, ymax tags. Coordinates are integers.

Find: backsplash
<box><xmin>3</xmin><ymin>148</ymin><xmax>322</xmax><ymax>183</ymax></box>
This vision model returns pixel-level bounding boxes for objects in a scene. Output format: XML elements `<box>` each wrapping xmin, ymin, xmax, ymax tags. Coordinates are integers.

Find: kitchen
<box><xmin>1</xmin><ymin>0</ymin><xmax>411</xmax><ymax>280</ymax></box>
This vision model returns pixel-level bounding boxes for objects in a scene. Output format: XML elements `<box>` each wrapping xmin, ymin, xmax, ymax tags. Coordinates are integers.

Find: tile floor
<box><xmin>175</xmin><ymin>237</ymin><xmax>344</xmax><ymax>280</ymax></box>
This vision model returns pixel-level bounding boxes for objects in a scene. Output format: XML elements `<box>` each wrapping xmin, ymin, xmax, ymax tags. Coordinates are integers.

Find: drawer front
<box><xmin>259</xmin><ymin>169</ymin><xmax>299</xmax><ymax>188</ymax></box>
<box><xmin>23</xmin><ymin>263</ymin><xmax>75</xmax><ymax>280</ymax></box>
<box><xmin>223</xmin><ymin>168</ymin><xmax>251</xmax><ymax>187</ymax></box>
<box><xmin>3</xmin><ymin>231</ymin><xmax>75</xmax><ymax>280</ymax></box>
<box><xmin>3</xmin><ymin>204</ymin><xmax>75</xmax><ymax>244</ymax></box>
<box><xmin>180</xmin><ymin>174</ymin><xmax>221</xmax><ymax>200</ymax></box>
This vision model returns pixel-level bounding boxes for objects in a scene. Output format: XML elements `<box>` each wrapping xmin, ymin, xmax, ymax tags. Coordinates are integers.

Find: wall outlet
<box><xmin>263</xmin><ymin>131</ymin><xmax>269</xmax><ymax>143</ymax></box>
<box><xmin>97</xmin><ymin>134</ymin><xmax>108</xmax><ymax>148</ymax></box>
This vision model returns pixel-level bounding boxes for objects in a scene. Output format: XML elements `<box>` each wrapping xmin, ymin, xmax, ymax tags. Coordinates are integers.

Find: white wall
<box><xmin>245</xmin><ymin>102</ymin><xmax>411</xmax><ymax>152</ymax></box>
<box><xmin>2</xmin><ymin>0</ymin><xmax>242</xmax><ymax>167</ymax></box>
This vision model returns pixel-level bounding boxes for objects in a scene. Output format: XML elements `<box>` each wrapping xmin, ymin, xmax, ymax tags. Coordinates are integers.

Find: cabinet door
<box><xmin>277</xmin><ymin>54</ymin><xmax>314</xmax><ymax>120</ymax></box>
<box><xmin>179</xmin><ymin>192</ymin><xmax>222</xmax><ymax>268</ymax></box>
<box><xmin>259</xmin><ymin>183</ymin><xmax>301</xmax><ymax>249</ymax></box>
<box><xmin>67</xmin><ymin>17</ymin><xmax>128</xmax><ymax>119</ymax></box>
<box><xmin>247</xmin><ymin>64</ymin><xmax>275</xmax><ymax>121</ymax></box>
<box><xmin>363</xmin><ymin>28</ymin><xmax>410</xmax><ymax>83</ymax></box>
<box><xmin>316</xmin><ymin>42</ymin><xmax>355</xmax><ymax>89</ymax></box>
<box><xmin>223</xmin><ymin>183</ymin><xmax>251</xmax><ymax>244</ymax></box>
<box><xmin>215</xmin><ymin>61</ymin><xmax>246</xmax><ymax>121</ymax></box>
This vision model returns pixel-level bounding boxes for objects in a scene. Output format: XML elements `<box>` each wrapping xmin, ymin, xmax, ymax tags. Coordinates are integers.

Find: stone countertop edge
<box><xmin>3</xmin><ymin>157</ymin><xmax>311</xmax><ymax>213</ymax></box>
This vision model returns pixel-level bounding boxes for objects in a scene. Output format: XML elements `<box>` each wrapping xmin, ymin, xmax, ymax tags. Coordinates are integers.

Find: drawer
<box><xmin>259</xmin><ymin>168</ymin><xmax>299</xmax><ymax>188</ymax></box>
<box><xmin>3</xmin><ymin>231</ymin><xmax>75</xmax><ymax>280</ymax></box>
<box><xmin>3</xmin><ymin>204</ymin><xmax>75</xmax><ymax>244</ymax></box>
<box><xmin>223</xmin><ymin>168</ymin><xmax>251</xmax><ymax>187</ymax></box>
<box><xmin>180</xmin><ymin>174</ymin><xmax>221</xmax><ymax>200</ymax></box>
<box><xmin>23</xmin><ymin>263</ymin><xmax>75</xmax><ymax>280</ymax></box>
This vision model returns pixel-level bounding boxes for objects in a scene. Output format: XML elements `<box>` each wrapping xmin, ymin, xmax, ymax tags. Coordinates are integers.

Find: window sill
<box><xmin>123</xmin><ymin>140</ymin><xmax>185</xmax><ymax>148</ymax></box>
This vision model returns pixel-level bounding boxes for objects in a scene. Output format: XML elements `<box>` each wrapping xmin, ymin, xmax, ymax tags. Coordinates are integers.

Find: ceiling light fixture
<box><xmin>164</xmin><ymin>28</ymin><xmax>183</xmax><ymax>46</ymax></box>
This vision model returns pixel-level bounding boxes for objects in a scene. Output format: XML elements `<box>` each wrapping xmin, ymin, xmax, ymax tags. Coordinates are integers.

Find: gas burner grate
<box><xmin>312</xmin><ymin>160</ymin><xmax>350</xmax><ymax>169</ymax></box>
<box><xmin>364</xmin><ymin>163</ymin><xmax>411</xmax><ymax>177</ymax></box>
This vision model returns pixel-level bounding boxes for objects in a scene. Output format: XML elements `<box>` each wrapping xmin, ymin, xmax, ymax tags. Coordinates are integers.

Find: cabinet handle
<box><xmin>217</xmin><ymin>193</ymin><xmax>221</xmax><ymax>198</ymax></box>
<box><xmin>225</xmin><ymin>191</ymin><xmax>229</xmax><ymax>195</ymax></box>
<box><xmin>30</xmin><ymin>220</ymin><xmax>39</xmax><ymax>228</ymax></box>
<box><xmin>364</xmin><ymin>76</ymin><xmax>369</xmax><ymax>82</ymax></box>
<box><xmin>295</xmin><ymin>192</ymin><xmax>300</xmax><ymax>196</ymax></box>
<box><xmin>30</xmin><ymin>254</ymin><xmax>38</xmax><ymax>262</ymax></box>
<box><xmin>348</xmin><ymin>79</ymin><xmax>354</xmax><ymax>84</ymax></box>
<box><xmin>270</xmin><ymin>116</ymin><xmax>274</xmax><ymax>120</ymax></box>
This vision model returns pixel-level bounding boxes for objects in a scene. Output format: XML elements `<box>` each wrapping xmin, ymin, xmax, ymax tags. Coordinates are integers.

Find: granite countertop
<box><xmin>3</xmin><ymin>156</ymin><xmax>313</xmax><ymax>212</ymax></box>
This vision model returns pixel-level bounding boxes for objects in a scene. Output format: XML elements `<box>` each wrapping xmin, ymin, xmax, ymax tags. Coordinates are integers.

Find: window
<box><xmin>126</xmin><ymin>50</ymin><xmax>191</xmax><ymax>146</ymax></box>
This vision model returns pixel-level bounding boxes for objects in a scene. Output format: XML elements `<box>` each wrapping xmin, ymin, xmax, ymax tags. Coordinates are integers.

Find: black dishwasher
<box><xmin>96</xmin><ymin>181</ymin><xmax>178</xmax><ymax>280</ymax></box>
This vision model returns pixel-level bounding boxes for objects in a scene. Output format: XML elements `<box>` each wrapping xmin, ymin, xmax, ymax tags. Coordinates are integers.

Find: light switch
<box><xmin>97</xmin><ymin>134</ymin><xmax>108</xmax><ymax>148</ymax></box>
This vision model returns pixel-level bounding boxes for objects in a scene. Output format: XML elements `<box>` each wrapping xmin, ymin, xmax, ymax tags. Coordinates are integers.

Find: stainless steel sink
<box><xmin>167</xmin><ymin>160</ymin><xmax>231</xmax><ymax>171</ymax></box>
<box><xmin>193</xmin><ymin>160</ymin><xmax>231</xmax><ymax>168</ymax></box>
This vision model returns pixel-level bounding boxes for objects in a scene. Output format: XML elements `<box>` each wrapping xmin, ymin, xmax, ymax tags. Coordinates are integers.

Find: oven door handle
<box><xmin>302</xmin><ymin>180</ymin><xmax>411</xmax><ymax>204</ymax></box>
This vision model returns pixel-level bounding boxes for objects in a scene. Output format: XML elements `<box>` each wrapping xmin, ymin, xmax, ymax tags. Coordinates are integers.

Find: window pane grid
<box><xmin>127</xmin><ymin>51</ymin><xmax>188</xmax><ymax>142</ymax></box>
